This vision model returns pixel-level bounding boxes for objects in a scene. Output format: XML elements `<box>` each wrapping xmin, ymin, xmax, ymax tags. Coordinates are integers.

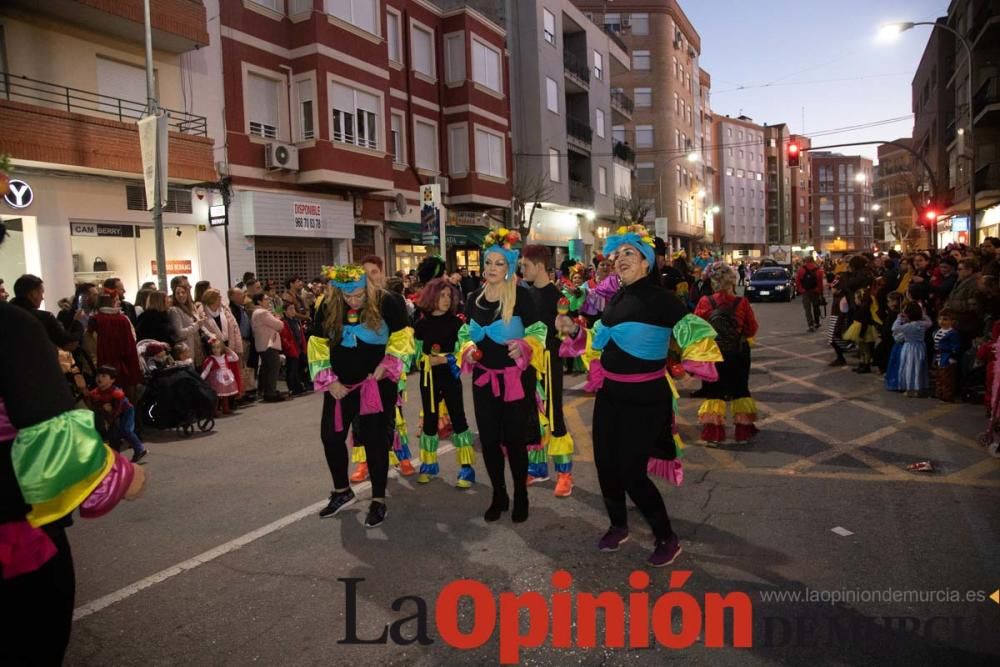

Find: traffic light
<box><xmin>787</xmin><ymin>142</ymin><xmax>801</xmax><ymax>167</ymax></box>
<box><xmin>920</xmin><ymin>207</ymin><xmax>938</xmax><ymax>226</ymax></box>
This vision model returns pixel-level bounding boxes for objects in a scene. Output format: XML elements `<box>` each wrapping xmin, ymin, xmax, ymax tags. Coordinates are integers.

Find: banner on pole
<box><xmin>419</xmin><ymin>184</ymin><xmax>441</xmax><ymax>246</ymax></box>
<box><xmin>138</xmin><ymin>113</ymin><xmax>168</xmax><ymax>210</ymax></box>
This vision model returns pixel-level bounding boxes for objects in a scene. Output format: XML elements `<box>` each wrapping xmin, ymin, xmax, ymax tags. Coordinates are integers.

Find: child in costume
<box><xmin>560</xmin><ymin>263</ymin><xmax>588</xmax><ymax>374</ymax></box>
<box><xmin>557</xmin><ymin>224</ymin><xmax>721</xmax><ymax>567</ymax></box>
<box><xmin>842</xmin><ymin>286</ymin><xmax>879</xmax><ymax>374</ymax></box>
<box><xmin>89</xmin><ymin>365</ymin><xmax>148</xmax><ymax>463</ymax></box>
<box><xmin>931</xmin><ymin>308</ymin><xmax>962</xmax><ymax>402</ymax></box>
<box><xmin>201</xmin><ymin>337</ymin><xmax>240</xmax><ymax>415</ymax></box>
<box><xmin>413</xmin><ymin>278</ymin><xmax>476</xmax><ymax>487</ymax></box>
<box><xmin>883</xmin><ymin>293</ymin><xmax>904</xmax><ymax>391</ymax></box>
<box><xmin>893</xmin><ymin>301</ymin><xmax>932</xmax><ymax>398</ymax></box>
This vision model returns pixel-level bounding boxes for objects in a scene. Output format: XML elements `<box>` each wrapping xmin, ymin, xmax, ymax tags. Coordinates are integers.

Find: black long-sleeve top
<box><xmin>311</xmin><ymin>291</ymin><xmax>408</xmax><ymax>385</ymax></box>
<box><xmin>136</xmin><ymin>309</ymin><xmax>175</xmax><ymax>344</ymax></box>
<box><xmin>414</xmin><ymin>312</ymin><xmax>463</xmax><ymax>353</ymax></box>
<box><xmin>464</xmin><ymin>285</ymin><xmax>540</xmax><ymax>369</ymax></box>
<box><xmin>528</xmin><ymin>282</ymin><xmax>563</xmax><ymax>351</ymax></box>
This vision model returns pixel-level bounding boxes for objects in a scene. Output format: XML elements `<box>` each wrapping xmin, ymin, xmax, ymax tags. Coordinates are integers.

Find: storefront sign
<box><xmin>150</xmin><ymin>259</ymin><xmax>193</xmax><ymax>274</ymax></box>
<box><xmin>449</xmin><ymin>210</ymin><xmax>484</xmax><ymax>226</ymax></box>
<box><xmin>209</xmin><ymin>204</ymin><xmax>227</xmax><ymax>227</ymax></box>
<box><xmin>420</xmin><ymin>184</ymin><xmax>441</xmax><ymax>246</ymax></box>
<box><xmin>71</xmin><ymin>222</ymin><xmax>136</xmax><ymax>238</ymax></box>
<box><xmin>293</xmin><ymin>201</ymin><xmax>323</xmax><ymax>230</ymax></box>
<box><xmin>3</xmin><ymin>179</ymin><xmax>33</xmax><ymax>209</ymax></box>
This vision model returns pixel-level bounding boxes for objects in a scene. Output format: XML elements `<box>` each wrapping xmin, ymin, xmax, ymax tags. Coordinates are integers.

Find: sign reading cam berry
<box><xmin>294</xmin><ymin>201</ymin><xmax>322</xmax><ymax>230</ymax></box>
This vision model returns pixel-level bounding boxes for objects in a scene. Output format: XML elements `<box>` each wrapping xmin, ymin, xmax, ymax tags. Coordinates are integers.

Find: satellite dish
<box><xmin>394</xmin><ymin>193</ymin><xmax>408</xmax><ymax>215</ymax></box>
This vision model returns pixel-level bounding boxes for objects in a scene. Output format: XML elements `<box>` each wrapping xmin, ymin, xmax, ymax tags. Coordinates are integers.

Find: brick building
<box><xmin>810</xmin><ymin>152</ymin><xmax>874</xmax><ymax>254</ymax></box>
<box><xmin>789</xmin><ymin>133</ymin><xmax>812</xmax><ymax>247</ymax></box>
<box><xmin>0</xmin><ymin>0</ymin><xmax>220</xmax><ymax>301</ymax></box>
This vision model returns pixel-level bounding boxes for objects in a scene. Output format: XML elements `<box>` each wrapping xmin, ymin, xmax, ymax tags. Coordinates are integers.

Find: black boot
<box><xmin>484</xmin><ymin>488</ymin><xmax>509</xmax><ymax>522</ymax></box>
<box><xmin>511</xmin><ymin>488</ymin><xmax>529</xmax><ymax>523</ymax></box>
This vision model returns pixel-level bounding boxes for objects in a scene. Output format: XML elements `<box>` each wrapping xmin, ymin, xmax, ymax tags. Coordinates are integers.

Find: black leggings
<box><xmin>545</xmin><ymin>344</ymin><xmax>568</xmax><ymax>437</ymax></box>
<box><xmin>472</xmin><ymin>367</ymin><xmax>536</xmax><ymax>494</ymax></box>
<box><xmin>420</xmin><ymin>367</ymin><xmax>469</xmax><ymax>436</ymax></box>
<box><xmin>592</xmin><ymin>384</ymin><xmax>675</xmax><ymax>541</ymax></box>
<box><xmin>320</xmin><ymin>380</ymin><xmax>397</xmax><ymax>498</ymax></box>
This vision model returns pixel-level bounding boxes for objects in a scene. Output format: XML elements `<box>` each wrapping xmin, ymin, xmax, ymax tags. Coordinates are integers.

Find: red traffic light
<box><xmin>787</xmin><ymin>143</ymin><xmax>800</xmax><ymax>155</ymax></box>
<box><xmin>787</xmin><ymin>143</ymin><xmax>801</xmax><ymax>167</ymax></box>
<box><xmin>924</xmin><ymin>209</ymin><xmax>937</xmax><ymax>222</ymax></box>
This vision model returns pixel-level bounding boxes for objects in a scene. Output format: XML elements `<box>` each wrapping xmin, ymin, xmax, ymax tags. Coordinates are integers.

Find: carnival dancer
<box><xmin>581</xmin><ymin>255</ymin><xmax>614</xmax><ymax>327</ymax></box>
<box><xmin>457</xmin><ymin>228</ymin><xmax>546</xmax><ymax>523</ymax></box>
<box><xmin>694</xmin><ymin>262</ymin><xmax>760</xmax><ymax>445</ymax></box>
<box><xmin>309</xmin><ymin>265</ymin><xmax>414</xmax><ymax>528</ymax></box>
<box><xmin>557</xmin><ymin>224</ymin><xmax>721</xmax><ymax>567</ymax></box>
<box><xmin>521</xmin><ymin>244</ymin><xmax>575</xmax><ymax>496</ymax></box>
<box><xmin>413</xmin><ymin>278</ymin><xmax>476</xmax><ymax>487</ymax></box>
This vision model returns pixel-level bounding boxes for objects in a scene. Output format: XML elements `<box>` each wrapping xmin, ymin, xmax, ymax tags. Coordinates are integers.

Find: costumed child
<box><xmin>892</xmin><ymin>301</ymin><xmax>932</xmax><ymax>398</ymax></box>
<box><xmin>413</xmin><ymin>277</ymin><xmax>476</xmax><ymax>487</ymax></box>
<box><xmin>581</xmin><ymin>255</ymin><xmax>614</xmax><ymax>327</ymax></box>
<box><xmin>882</xmin><ymin>292</ymin><xmax>904</xmax><ymax>391</ymax></box>
<box><xmin>556</xmin><ymin>223</ymin><xmax>722</xmax><ymax>567</ymax></box>
<box><xmin>932</xmin><ymin>308</ymin><xmax>962</xmax><ymax>403</ymax></box>
<box><xmin>89</xmin><ymin>365</ymin><xmax>148</xmax><ymax>463</ymax></box>
<box><xmin>560</xmin><ymin>263</ymin><xmax>588</xmax><ymax>374</ymax></box>
<box><xmin>201</xmin><ymin>337</ymin><xmax>241</xmax><ymax>415</ymax></box>
<box><xmin>457</xmin><ymin>228</ymin><xmax>547</xmax><ymax>523</ymax></box>
<box><xmin>842</xmin><ymin>286</ymin><xmax>879</xmax><ymax>374</ymax></box>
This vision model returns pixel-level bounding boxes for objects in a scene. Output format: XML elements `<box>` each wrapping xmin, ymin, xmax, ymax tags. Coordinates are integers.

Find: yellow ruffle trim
<box><xmin>386</xmin><ymin>327</ymin><xmax>416</xmax><ymax>359</ymax></box>
<box><xmin>352</xmin><ymin>446</ymin><xmax>367</xmax><ymax>463</ymax></box>
<box><xmin>681</xmin><ymin>337</ymin><xmax>724</xmax><ymax>363</ymax></box>
<box><xmin>548</xmin><ymin>433</ymin><xmax>574</xmax><ymax>457</ymax></box>
<box><xmin>697</xmin><ymin>399</ymin><xmax>727</xmax><ymax>425</ymax></box>
<box><xmin>27</xmin><ymin>445</ymin><xmax>115</xmax><ymax>528</ymax></box>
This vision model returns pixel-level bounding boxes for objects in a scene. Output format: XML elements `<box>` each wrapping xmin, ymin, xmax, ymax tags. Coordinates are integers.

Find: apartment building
<box><xmin>789</xmin><ymin>133</ymin><xmax>812</xmax><ymax>247</ymax></box>
<box><xmin>763</xmin><ymin>123</ymin><xmax>792</xmax><ymax>248</ymax></box>
<box><xmin>712</xmin><ymin>115</ymin><xmax>767</xmax><ymax>259</ymax></box>
<box><xmin>0</xmin><ymin>0</ymin><xmax>219</xmax><ymax>302</ymax></box>
<box><xmin>875</xmin><ymin>139</ymin><xmax>922</xmax><ymax>250</ymax></box>
<box><xmin>573</xmin><ymin>0</ymin><xmax>708</xmax><ymax>254</ymax></box>
<box><xmin>810</xmin><ymin>152</ymin><xmax>874</xmax><ymax>253</ymax></box>
<box><xmin>699</xmin><ymin>67</ymin><xmax>716</xmax><ymax>244</ymax></box>
<box><xmin>218</xmin><ymin>0</ymin><xmax>512</xmax><ymax>280</ymax></box>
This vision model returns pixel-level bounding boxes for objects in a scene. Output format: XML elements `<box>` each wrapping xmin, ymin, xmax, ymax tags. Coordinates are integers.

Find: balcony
<box><xmin>610</xmin><ymin>89</ymin><xmax>634</xmax><ymax>120</ymax></box>
<box><xmin>602</xmin><ymin>26</ymin><xmax>628</xmax><ymax>54</ymax></box>
<box><xmin>569</xmin><ymin>180</ymin><xmax>595</xmax><ymax>206</ymax></box>
<box><xmin>945</xmin><ymin>116</ymin><xmax>957</xmax><ymax>148</ymax></box>
<box><xmin>5</xmin><ymin>0</ymin><xmax>209</xmax><ymax>53</ymax></box>
<box><xmin>973</xmin><ymin>76</ymin><xmax>1000</xmax><ymax>127</ymax></box>
<box><xmin>0</xmin><ymin>72</ymin><xmax>214</xmax><ymax>182</ymax></box>
<box><xmin>563</xmin><ymin>50</ymin><xmax>590</xmax><ymax>93</ymax></box>
<box><xmin>613</xmin><ymin>140</ymin><xmax>635</xmax><ymax>165</ymax></box>
<box><xmin>566</xmin><ymin>115</ymin><xmax>593</xmax><ymax>149</ymax></box>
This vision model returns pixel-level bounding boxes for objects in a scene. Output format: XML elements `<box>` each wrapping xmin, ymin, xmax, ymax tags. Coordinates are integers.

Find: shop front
<box><xmin>977</xmin><ymin>204</ymin><xmax>1000</xmax><ymax>245</ymax></box>
<box><xmin>384</xmin><ymin>220</ymin><xmax>488</xmax><ymax>275</ymax></box>
<box><xmin>525</xmin><ymin>205</ymin><xmax>593</xmax><ymax>268</ymax></box>
<box><xmin>1</xmin><ymin>172</ymin><xmax>224</xmax><ymax>309</ymax></box>
<box><xmin>937</xmin><ymin>216</ymin><xmax>970</xmax><ymax>248</ymax></box>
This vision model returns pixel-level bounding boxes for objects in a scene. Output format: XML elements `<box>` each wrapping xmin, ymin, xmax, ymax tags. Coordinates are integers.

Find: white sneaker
<box><xmin>988</xmin><ymin>441</ymin><xmax>1000</xmax><ymax>458</ymax></box>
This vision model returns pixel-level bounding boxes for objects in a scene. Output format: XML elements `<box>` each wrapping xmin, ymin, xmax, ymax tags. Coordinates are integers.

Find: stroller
<box><xmin>137</xmin><ymin>340</ymin><xmax>217</xmax><ymax>437</ymax></box>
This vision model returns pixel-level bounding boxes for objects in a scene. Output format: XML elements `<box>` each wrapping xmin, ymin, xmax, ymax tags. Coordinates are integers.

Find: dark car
<box><xmin>746</xmin><ymin>267</ymin><xmax>795</xmax><ymax>302</ymax></box>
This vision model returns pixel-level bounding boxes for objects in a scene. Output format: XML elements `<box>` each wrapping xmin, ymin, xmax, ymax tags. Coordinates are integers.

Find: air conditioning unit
<box><xmin>265</xmin><ymin>142</ymin><xmax>299</xmax><ymax>171</ymax></box>
<box><xmin>432</xmin><ymin>175</ymin><xmax>450</xmax><ymax>195</ymax></box>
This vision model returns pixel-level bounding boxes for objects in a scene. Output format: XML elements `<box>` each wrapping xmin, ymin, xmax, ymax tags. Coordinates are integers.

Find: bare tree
<box><xmin>877</xmin><ymin>155</ymin><xmax>933</xmax><ymax>252</ymax></box>
<box><xmin>512</xmin><ymin>171</ymin><xmax>554</xmax><ymax>238</ymax></box>
<box><xmin>614</xmin><ymin>189</ymin><xmax>652</xmax><ymax>226</ymax></box>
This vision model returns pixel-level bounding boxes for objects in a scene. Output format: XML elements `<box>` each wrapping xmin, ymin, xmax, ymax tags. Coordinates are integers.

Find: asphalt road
<box><xmin>65</xmin><ymin>297</ymin><xmax>1000</xmax><ymax>666</ymax></box>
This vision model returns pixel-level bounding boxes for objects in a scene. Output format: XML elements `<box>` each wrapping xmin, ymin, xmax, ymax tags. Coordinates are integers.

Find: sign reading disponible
<box><xmin>294</xmin><ymin>202</ymin><xmax>323</xmax><ymax>230</ymax></box>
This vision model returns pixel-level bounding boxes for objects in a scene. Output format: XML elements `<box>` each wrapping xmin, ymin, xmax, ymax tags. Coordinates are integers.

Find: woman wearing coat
<box><xmin>197</xmin><ymin>288</ymin><xmax>245</xmax><ymax>399</ymax></box>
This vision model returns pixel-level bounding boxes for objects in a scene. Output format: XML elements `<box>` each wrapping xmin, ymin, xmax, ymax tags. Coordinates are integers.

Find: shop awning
<box><xmin>385</xmin><ymin>222</ymin><xmax>489</xmax><ymax>247</ymax></box>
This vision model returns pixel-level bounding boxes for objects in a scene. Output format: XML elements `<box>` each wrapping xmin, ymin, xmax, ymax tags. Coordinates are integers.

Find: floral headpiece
<box><xmin>604</xmin><ymin>223</ymin><xmax>656</xmax><ymax>272</ymax></box>
<box><xmin>569</xmin><ymin>262</ymin><xmax>586</xmax><ymax>278</ymax></box>
<box><xmin>482</xmin><ymin>227</ymin><xmax>521</xmax><ymax>280</ymax></box>
<box><xmin>322</xmin><ymin>264</ymin><xmax>367</xmax><ymax>293</ymax></box>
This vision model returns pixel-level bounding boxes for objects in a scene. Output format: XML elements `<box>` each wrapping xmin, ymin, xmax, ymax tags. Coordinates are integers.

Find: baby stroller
<box><xmin>137</xmin><ymin>339</ymin><xmax>217</xmax><ymax>437</ymax></box>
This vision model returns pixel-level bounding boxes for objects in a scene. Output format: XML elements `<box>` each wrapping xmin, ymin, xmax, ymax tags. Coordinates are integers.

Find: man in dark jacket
<box><xmin>796</xmin><ymin>257</ymin><xmax>826</xmax><ymax>332</ymax></box>
<box><xmin>11</xmin><ymin>274</ymin><xmax>75</xmax><ymax>348</ymax></box>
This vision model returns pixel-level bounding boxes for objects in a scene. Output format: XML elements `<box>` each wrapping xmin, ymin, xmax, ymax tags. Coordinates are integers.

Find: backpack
<box><xmin>800</xmin><ymin>266</ymin><xmax>818</xmax><ymax>291</ymax></box>
<box><xmin>707</xmin><ymin>296</ymin><xmax>745</xmax><ymax>354</ymax></box>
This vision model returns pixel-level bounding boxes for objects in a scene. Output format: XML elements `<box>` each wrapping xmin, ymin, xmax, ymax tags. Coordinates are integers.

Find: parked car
<box><xmin>745</xmin><ymin>267</ymin><xmax>795</xmax><ymax>302</ymax></box>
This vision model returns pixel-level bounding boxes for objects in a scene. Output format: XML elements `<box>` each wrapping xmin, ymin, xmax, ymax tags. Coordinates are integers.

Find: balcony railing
<box><xmin>613</xmin><ymin>140</ymin><xmax>635</xmax><ymax>164</ymax></box>
<box><xmin>569</xmin><ymin>180</ymin><xmax>595</xmax><ymax>205</ymax></box>
<box><xmin>563</xmin><ymin>51</ymin><xmax>590</xmax><ymax>86</ymax></box>
<box><xmin>610</xmin><ymin>89</ymin><xmax>634</xmax><ymax>116</ymax></box>
<box><xmin>974</xmin><ymin>76</ymin><xmax>999</xmax><ymax>116</ymax></box>
<box><xmin>944</xmin><ymin>116</ymin><xmax>956</xmax><ymax>146</ymax></box>
<box><xmin>602</xmin><ymin>26</ymin><xmax>628</xmax><ymax>54</ymax></box>
<box><xmin>0</xmin><ymin>72</ymin><xmax>208</xmax><ymax>136</ymax></box>
<box><xmin>566</xmin><ymin>116</ymin><xmax>593</xmax><ymax>144</ymax></box>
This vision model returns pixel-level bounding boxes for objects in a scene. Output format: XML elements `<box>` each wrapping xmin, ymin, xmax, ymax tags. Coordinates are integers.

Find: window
<box><xmin>598</xmin><ymin>166</ymin><xmax>608</xmax><ymax>195</ymax></box>
<box><xmin>445</xmin><ymin>33</ymin><xmax>466</xmax><ymax>84</ymax></box>
<box><xmin>411</xmin><ymin>23</ymin><xmax>435</xmax><ymax>78</ymax></box>
<box><xmin>675</xmin><ymin>129</ymin><xmax>681</xmax><ymax>150</ymax></box>
<box><xmin>549</xmin><ymin>148</ymin><xmax>560</xmax><ymax>182</ymax></box>
<box><xmin>756</xmin><ymin>172</ymin><xmax>762</xmax><ymax>181</ymax></box>
<box><xmin>297</xmin><ymin>79</ymin><xmax>314</xmax><ymax>141</ymax></box>
<box><xmin>736</xmin><ymin>169</ymin><xmax>744</xmax><ymax>178</ymax></box>
<box><xmin>327</xmin><ymin>0</ymin><xmax>378</xmax><ymax>35</ymax></box>
<box><xmin>674</xmin><ymin>92</ymin><xmax>680</xmax><ymax>116</ymax></box>
<box><xmin>97</xmin><ymin>56</ymin><xmax>146</xmax><ymax>116</ymax></box>
<box><xmin>475</xmin><ymin>127</ymin><xmax>504</xmax><ymax>178</ymax></box>
<box><xmin>726</xmin><ymin>167</ymin><xmax>733</xmax><ymax>176</ymax></box>
<box><xmin>635</xmin><ymin>125</ymin><xmax>653</xmax><ymax>148</ymax></box>
<box><xmin>636</xmin><ymin>162</ymin><xmax>655</xmax><ymax>185</ymax></box>
<box><xmin>593</xmin><ymin>51</ymin><xmax>603</xmax><ymax>80</ymax></box>
<box><xmin>472</xmin><ymin>39</ymin><xmax>501</xmax><ymax>92</ymax></box>
<box><xmin>605</xmin><ymin>13</ymin><xmax>621</xmax><ymax>32</ymax></box>
<box><xmin>386</xmin><ymin>11</ymin><xmax>401</xmax><ymax>62</ymax></box>
<box><xmin>247</xmin><ymin>73</ymin><xmax>280</xmax><ymax>139</ymax></box>
<box><xmin>390</xmin><ymin>112</ymin><xmax>405</xmax><ymax>163</ymax></box>
<box><xmin>634</xmin><ymin>88</ymin><xmax>652</xmax><ymax>107</ymax></box>
<box><xmin>630</xmin><ymin>13</ymin><xmax>649</xmax><ymax>35</ymax></box>
<box><xmin>727</xmin><ymin>127</ymin><xmax>732</xmax><ymax>137</ymax></box>
<box><xmin>676</xmin><ymin>165</ymin><xmax>681</xmax><ymax>185</ymax></box>
<box><xmin>545</xmin><ymin>77</ymin><xmax>558</xmax><ymax>113</ymax></box>
<box><xmin>543</xmin><ymin>9</ymin><xmax>556</xmax><ymax>45</ymax></box>
<box><xmin>449</xmin><ymin>124</ymin><xmax>469</xmax><ymax>175</ymax></box>
<box><xmin>632</xmin><ymin>50</ymin><xmax>650</xmax><ymax>70</ymax></box>
<box><xmin>414</xmin><ymin>119</ymin><xmax>438</xmax><ymax>171</ymax></box>
<box><xmin>331</xmin><ymin>83</ymin><xmax>379</xmax><ymax>149</ymax></box>
<box><xmin>595</xmin><ymin>108</ymin><xmax>605</xmax><ymax>139</ymax></box>
<box><xmin>251</xmin><ymin>0</ymin><xmax>281</xmax><ymax>11</ymax></box>
<box><xmin>612</xmin><ymin>125</ymin><xmax>625</xmax><ymax>143</ymax></box>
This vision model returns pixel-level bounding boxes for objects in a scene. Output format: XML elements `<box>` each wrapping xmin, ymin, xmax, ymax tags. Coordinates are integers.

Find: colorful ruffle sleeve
<box><xmin>307</xmin><ymin>335</ymin><xmax>335</xmax><ymax>392</ymax></box>
<box><xmin>558</xmin><ymin>324</ymin><xmax>603</xmax><ymax>370</ymax></box>
<box><xmin>381</xmin><ymin>327</ymin><xmax>415</xmax><ymax>382</ymax></box>
<box><xmin>523</xmin><ymin>321</ymin><xmax>548</xmax><ymax>375</ymax></box>
<box><xmin>456</xmin><ymin>323</ymin><xmax>477</xmax><ymax>372</ymax></box>
<box><xmin>672</xmin><ymin>313</ymin><xmax>722</xmax><ymax>382</ymax></box>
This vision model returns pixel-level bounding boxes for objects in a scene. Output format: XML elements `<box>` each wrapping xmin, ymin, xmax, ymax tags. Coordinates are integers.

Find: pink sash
<box><xmin>584</xmin><ymin>360</ymin><xmax>666</xmax><ymax>392</ymax></box>
<box><xmin>473</xmin><ymin>364</ymin><xmax>526</xmax><ymax>402</ymax></box>
<box><xmin>333</xmin><ymin>376</ymin><xmax>385</xmax><ymax>432</ymax></box>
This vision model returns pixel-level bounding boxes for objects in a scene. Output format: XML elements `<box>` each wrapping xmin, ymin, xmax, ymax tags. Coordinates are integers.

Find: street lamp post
<box><xmin>881</xmin><ymin>20</ymin><xmax>977</xmax><ymax>244</ymax></box>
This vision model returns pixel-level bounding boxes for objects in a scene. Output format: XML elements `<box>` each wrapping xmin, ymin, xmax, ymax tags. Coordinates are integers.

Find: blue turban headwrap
<box><xmin>604</xmin><ymin>233</ymin><xmax>655</xmax><ymax>272</ymax></box>
<box><xmin>330</xmin><ymin>274</ymin><xmax>367</xmax><ymax>293</ymax></box>
<box><xmin>484</xmin><ymin>245</ymin><xmax>520</xmax><ymax>280</ymax></box>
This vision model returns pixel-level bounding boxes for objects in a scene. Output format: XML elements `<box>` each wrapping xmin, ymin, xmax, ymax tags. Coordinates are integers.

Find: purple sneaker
<box><xmin>647</xmin><ymin>535</ymin><xmax>682</xmax><ymax>567</ymax></box>
<box><xmin>598</xmin><ymin>526</ymin><xmax>630</xmax><ymax>552</ymax></box>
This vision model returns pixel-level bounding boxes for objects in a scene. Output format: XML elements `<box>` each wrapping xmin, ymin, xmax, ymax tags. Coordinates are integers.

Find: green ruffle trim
<box><xmin>419</xmin><ymin>433</ymin><xmax>439</xmax><ymax>465</ymax></box>
<box><xmin>527</xmin><ymin>447</ymin><xmax>548</xmax><ymax>464</ymax></box>
<box><xmin>672</xmin><ymin>313</ymin><xmax>719</xmax><ymax>348</ymax></box>
<box><xmin>452</xmin><ymin>430</ymin><xmax>474</xmax><ymax>448</ymax></box>
<box><xmin>12</xmin><ymin>409</ymin><xmax>107</xmax><ymax>505</ymax></box>
<box><xmin>457</xmin><ymin>323</ymin><xmax>473</xmax><ymax>348</ymax></box>
<box><xmin>523</xmin><ymin>321</ymin><xmax>548</xmax><ymax>347</ymax></box>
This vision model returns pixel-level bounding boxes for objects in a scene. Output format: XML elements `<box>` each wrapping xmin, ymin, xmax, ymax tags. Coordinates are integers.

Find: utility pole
<box><xmin>143</xmin><ymin>0</ymin><xmax>167</xmax><ymax>292</ymax></box>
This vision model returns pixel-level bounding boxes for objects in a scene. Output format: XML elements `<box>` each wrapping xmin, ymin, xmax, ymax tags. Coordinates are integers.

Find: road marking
<box><xmin>73</xmin><ymin>445</ymin><xmax>456</xmax><ymax>621</ymax></box>
<box><xmin>831</xmin><ymin>526</ymin><xmax>854</xmax><ymax>537</ymax></box>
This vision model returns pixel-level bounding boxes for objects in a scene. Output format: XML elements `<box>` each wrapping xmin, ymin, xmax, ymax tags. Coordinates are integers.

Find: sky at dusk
<box><xmin>681</xmin><ymin>0</ymin><xmax>949</xmax><ymax>163</ymax></box>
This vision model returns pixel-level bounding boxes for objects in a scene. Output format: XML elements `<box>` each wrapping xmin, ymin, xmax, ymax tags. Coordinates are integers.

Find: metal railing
<box><xmin>569</xmin><ymin>179</ymin><xmax>595</xmax><ymax>205</ymax></box>
<box><xmin>973</xmin><ymin>76</ymin><xmax>999</xmax><ymax>117</ymax></box>
<box><xmin>603</xmin><ymin>26</ymin><xmax>628</xmax><ymax>54</ymax></box>
<box><xmin>566</xmin><ymin>116</ymin><xmax>593</xmax><ymax>144</ymax></box>
<box><xmin>563</xmin><ymin>51</ymin><xmax>590</xmax><ymax>86</ymax></box>
<box><xmin>612</xmin><ymin>140</ymin><xmax>635</xmax><ymax>164</ymax></box>
<box><xmin>0</xmin><ymin>72</ymin><xmax>208</xmax><ymax>136</ymax></box>
<box><xmin>610</xmin><ymin>89</ymin><xmax>634</xmax><ymax>115</ymax></box>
